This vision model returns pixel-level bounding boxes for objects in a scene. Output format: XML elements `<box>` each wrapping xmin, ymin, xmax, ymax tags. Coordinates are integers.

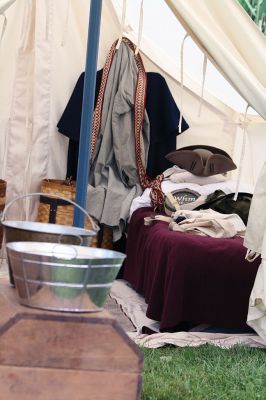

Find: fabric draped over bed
<box><xmin>124</xmin><ymin>207</ymin><xmax>260</xmax><ymax>332</ymax></box>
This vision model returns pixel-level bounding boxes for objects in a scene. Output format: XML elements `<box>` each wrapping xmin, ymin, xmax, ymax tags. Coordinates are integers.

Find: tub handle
<box><xmin>52</xmin><ymin>244</ymin><xmax>78</xmax><ymax>260</ymax></box>
<box><xmin>1</xmin><ymin>192</ymin><xmax>99</xmax><ymax>233</ymax></box>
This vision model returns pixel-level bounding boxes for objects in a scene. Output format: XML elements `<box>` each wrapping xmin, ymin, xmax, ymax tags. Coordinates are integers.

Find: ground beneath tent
<box><xmin>104</xmin><ymin>295</ymin><xmax>135</xmax><ymax>332</ymax></box>
<box><xmin>110</xmin><ymin>279</ymin><xmax>266</xmax><ymax>349</ymax></box>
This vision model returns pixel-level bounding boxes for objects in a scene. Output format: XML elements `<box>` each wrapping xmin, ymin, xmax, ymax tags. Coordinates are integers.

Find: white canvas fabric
<box><xmin>0</xmin><ymin>0</ymin><xmax>15</xmax><ymax>13</ymax></box>
<box><xmin>244</xmin><ymin>162</ymin><xmax>266</xmax><ymax>343</ymax></box>
<box><xmin>166</xmin><ymin>0</ymin><xmax>266</xmax><ymax>120</ymax></box>
<box><xmin>0</xmin><ymin>0</ymin><xmax>118</xmax><ymax>219</ymax></box>
<box><xmin>0</xmin><ymin>0</ymin><xmax>266</xmax><ymax>345</ymax></box>
<box><xmin>247</xmin><ymin>257</ymin><xmax>266</xmax><ymax>344</ymax></box>
<box><xmin>244</xmin><ymin>161</ymin><xmax>266</xmax><ymax>256</ymax></box>
<box><xmin>110</xmin><ymin>0</ymin><xmax>266</xmax><ymax>188</ymax></box>
<box><xmin>0</xmin><ymin>0</ymin><xmax>265</xmax><ymax>220</ymax></box>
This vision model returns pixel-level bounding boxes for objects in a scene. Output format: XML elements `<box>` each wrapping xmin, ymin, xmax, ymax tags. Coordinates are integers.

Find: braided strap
<box><xmin>90</xmin><ymin>40</ymin><xmax>117</xmax><ymax>159</ymax></box>
<box><xmin>91</xmin><ymin>37</ymin><xmax>164</xmax><ymax>208</ymax></box>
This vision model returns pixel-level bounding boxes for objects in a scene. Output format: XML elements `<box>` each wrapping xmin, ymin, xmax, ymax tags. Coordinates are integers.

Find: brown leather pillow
<box><xmin>165</xmin><ymin>145</ymin><xmax>237</xmax><ymax>177</ymax></box>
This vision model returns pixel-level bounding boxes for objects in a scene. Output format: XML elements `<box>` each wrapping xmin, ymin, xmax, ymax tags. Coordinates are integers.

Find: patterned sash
<box><xmin>90</xmin><ymin>37</ymin><xmax>164</xmax><ymax>208</ymax></box>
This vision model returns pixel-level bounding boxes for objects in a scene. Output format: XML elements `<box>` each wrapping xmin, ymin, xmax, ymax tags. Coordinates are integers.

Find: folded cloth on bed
<box><xmin>164</xmin><ymin>165</ymin><xmax>227</xmax><ymax>185</ymax></box>
<box><xmin>169</xmin><ymin>171</ymin><xmax>226</xmax><ymax>185</ymax></box>
<box><xmin>129</xmin><ymin>175</ymin><xmax>254</xmax><ymax>220</ymax></box>
<box><xmin>145</xmin><ymin>209</ymin><xmax>246</xmax><ymax>238</ymax></box>
<box><xmin>170</xmin><ymin>210</ymin><xmax>245</xmax><ymax>238</ymax></box>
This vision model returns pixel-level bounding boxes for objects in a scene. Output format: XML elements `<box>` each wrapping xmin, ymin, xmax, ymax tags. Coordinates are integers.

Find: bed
<box><xmin>123</xmin><ymin>204</ymin><xmax>260</xmax><ymax>332</ymax></box>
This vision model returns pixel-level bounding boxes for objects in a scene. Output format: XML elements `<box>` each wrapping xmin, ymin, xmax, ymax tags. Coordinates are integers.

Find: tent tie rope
<box><xmin>21</xmin><ymin>0</ymin><xmax>32</xmax><ymax>51</ymax></box>
<box><xmin>135</xmin><ymin>0</ymin><xmax>144</xmax><ymax>55</ymax></box>
<box><xmin>116</xmin><ymin>0</ymin><xmax>127</xmax><ymax>50</ymax></box>
<box><xmin>0</xmin><ymin>12</ymin><xmax>7</xmax><ymax>44</ymax></box>
<box><xmin>178</xmin><ymin>33</ymin><xmax>189</xmax><ymax>133</ymax></box>
<box><xmin>245</xmin><ymin>249</ymin><xmax>260</xmax><ymax>262</ymax></box>
<box><xmin>45</xmin><ymin>0</ymin><xmax>50</xmax><ymax>41</ymax></box>
<box><xmin>198</xmin><ymin>54</ymin><xmax>207</xmax><ymax>117</ymax></box>
<box><xmin>20</xmin><ymin>0</ymin><xmax>29</xmax><ymax>46</ymax></box>
<box><xmin>233</xmin><ymin>104</ymin><xmax>249</xmax><ymax>201</ymax></box>
<box><xmin>1</xmin><ymin>118</ymin><xmax>10</xmax><ymax>179</ymax></box>
<box><xmin>61</xmin><ymin>0</ymin><xmax>70</xmax><ymax>46</ymax></box>
<box><xmin>91</xmin><ymin>37</ymin><xmax>164</xmax><ymax>209</ymax></box>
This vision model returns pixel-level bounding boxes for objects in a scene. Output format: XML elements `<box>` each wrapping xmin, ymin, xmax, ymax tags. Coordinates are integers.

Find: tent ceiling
<box><xmin>111</xmin><ymin>0</ymin><xmax>264</xmax><ymax>117</ymax></box>
<box><xmin>0</xmin><ymin>0</ymin><xmax>16</xmax><ymax>14</ymax></box>
<box><xmin>166</xmin><ymin>0</ymin><xmax>266</xmax><ymax>119</ymax></box>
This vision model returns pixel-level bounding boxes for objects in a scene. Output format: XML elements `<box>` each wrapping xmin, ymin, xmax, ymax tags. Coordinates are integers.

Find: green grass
<box><xmin>140</xmin><ymin>345</ymin><xmax>266</xmax><ymax>400</ymax></box>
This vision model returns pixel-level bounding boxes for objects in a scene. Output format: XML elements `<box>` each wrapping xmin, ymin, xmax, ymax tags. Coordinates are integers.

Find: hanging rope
<box><xmin>135</xmin><ymin>0</ymin><xmax>144</xmax><ymax>55</ymax></box>
<box><xmin>233</xmin><ymin>104</ymin><xmax>249</xmax><ymax>201</ymax></box>
<box><xmin>45</xmin><ymin>0</ymin><xmax>50</xmax><ymax>40</ymax></box>
<box><xmin>198</xmin><ymin>54</ymin><xmax>207</xmax><ymax>117</ymax></box>
<box><xmin>20</xmin><ymin>0</ymin><xmax>29</xmax><ymax>46</ymax></box>
<box><xmin>1</xmin><ymin>118</ymin><xmax>10</xmax><ymax>179</ymax></box>
<box><xmin>25</xmin><ymin>66</ymin><xmax>31</xmax><ymax>128</ymax></box>
<box><xmin>61</xmin><ymin>0</ymin><xmax>70</xmax><ymax>46</ymax></box>
<box><xmin>22</xmin><ymin>0</ymin><xmax>32</xmax><ymax>51</ymax></box>
<box><xmin>0</xmin><ymin>13</ymin><xmax>7</xmax><ymax>44</ymax></box>
<box><xmin>116</xmin><ymin>0</ymin><xmax>127</xmax><ymax>50</ymax></box>
<box><xmin>178</xmin><ymin>33</ymin><xmax>189</xmax><ymax>133</ymax></box>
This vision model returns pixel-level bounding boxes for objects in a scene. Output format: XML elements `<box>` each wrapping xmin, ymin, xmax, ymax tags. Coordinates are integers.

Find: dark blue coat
<box><xmin>57</xmin><ymin>71</ymin><xmax>189</xmax><ymax>179</ymax></box>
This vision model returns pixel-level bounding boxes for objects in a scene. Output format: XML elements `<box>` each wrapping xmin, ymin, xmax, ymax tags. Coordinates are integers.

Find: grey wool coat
<box><xmin>87</xmin><ymin>42</ymin><xmax>150</xmax><ymax>241</ymax></box>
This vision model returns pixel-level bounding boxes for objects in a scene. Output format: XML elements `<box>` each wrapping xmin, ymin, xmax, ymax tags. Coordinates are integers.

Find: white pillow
<box><xmin>170</xmin><ymin>171</ymin><xmax>226</xmax><ymax>185</ymax></box>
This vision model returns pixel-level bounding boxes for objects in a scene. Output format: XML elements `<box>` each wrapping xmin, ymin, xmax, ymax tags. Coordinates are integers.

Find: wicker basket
<box><xmin>0</xmin><ymin>179</ymin><xmax>7</xmax><ymax>248</ymax></box>
<box><xmin>37</xmin><ymin>179</ymin><xmax>113</xmax><ymax>249</ymax></box>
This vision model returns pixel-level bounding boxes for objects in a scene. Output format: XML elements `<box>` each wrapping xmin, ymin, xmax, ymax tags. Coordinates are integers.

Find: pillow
<box><xmin>165</xmin><ymin>145</ymin><xmax>237</xmax><ymax>177</ymax></box>
<box><xmin>170</xmin><ymin>171</ymin><xmax>227</xmax><ymax>185</ymax></box>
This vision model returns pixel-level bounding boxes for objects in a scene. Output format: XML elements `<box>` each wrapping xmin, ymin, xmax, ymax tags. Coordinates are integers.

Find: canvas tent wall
<box><xmin>0</xmin><ymin>0</ymin><xmax>265</xmax><ymax>220</ymax></box>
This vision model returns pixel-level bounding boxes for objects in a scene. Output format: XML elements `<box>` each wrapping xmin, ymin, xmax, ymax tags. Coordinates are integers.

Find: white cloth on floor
<box><xmin>110</xmin><ymin>279</ymin><xmax>266</xmax><ymax>349</ymax></box>
<box><xmin>128</xmin><ymin>331</ymin><xmax>266</xmax><ymax>349</ymax></box>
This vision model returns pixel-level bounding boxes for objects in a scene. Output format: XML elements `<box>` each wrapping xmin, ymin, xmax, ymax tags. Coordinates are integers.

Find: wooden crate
<box><xmin>0</xmin><ymin>277</ymin><xmax>143</xmax><ymax>399</ymax></box>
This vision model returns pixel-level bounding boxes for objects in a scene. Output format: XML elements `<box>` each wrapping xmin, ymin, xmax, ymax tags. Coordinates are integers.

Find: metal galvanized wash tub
<box><xmin>6</xmin><ymin>242</ymin><xmax>126</xmax><ymax>312</ymax></box>
<box><xmin>1</xmin><ymin>193</ymin><xmax>99</xmax><ymax>284</ymax></box>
